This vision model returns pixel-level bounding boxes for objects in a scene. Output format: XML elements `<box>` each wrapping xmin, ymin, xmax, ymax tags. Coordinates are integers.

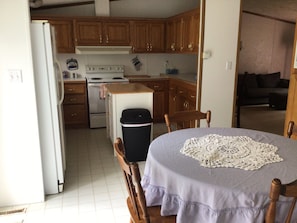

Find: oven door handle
<box><xmin>88</xmin><ymin>83</ymin><xmax>107</xmax><ymax>87</ymax></box>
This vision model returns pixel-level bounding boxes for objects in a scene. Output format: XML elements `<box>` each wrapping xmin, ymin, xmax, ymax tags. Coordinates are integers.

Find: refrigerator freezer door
<box><xmin>31</xmin><ymin>21</ymin><xmax>65</xmax><ymax>194</ymax></box>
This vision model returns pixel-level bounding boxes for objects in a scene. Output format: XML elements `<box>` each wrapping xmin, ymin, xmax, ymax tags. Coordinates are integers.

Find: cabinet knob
<box><xmin>70</xmin><ymin>98</ymin><xmax>77</xmax><ymax>102</ymax></box>
<box><xmin>106</xmin><ymin>34</ymin><xmax>109</xmax><ymax>43</ymax></box>
<box><xmin>67</xmin><ymin>88</ymin><xmax>73</xmax><ymax>92</ymax></box>
<box><xmin>171</xmin><ymin>43</ymin><xmax>176</xmax><ymax>51</ymax></box>
<box><xmin>71</xmin><ymin>113</ymin><xmax>77</xmax><ymax>117</ymax></box>
<box><xmin>188</xmin><ymin>43</ymin><xmax>194</xmax><ymax>51</ymax></box>
<box><xmin>99</xmin><ymin>34</ymin><xmax>103</xmax><ymax>43</ymax></box>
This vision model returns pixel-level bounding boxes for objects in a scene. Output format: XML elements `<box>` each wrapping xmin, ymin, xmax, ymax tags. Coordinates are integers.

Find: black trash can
<box><xmin>120</xmin><ymin>108</ymin><xmax>152</xmax><ymax>162</ymax></box>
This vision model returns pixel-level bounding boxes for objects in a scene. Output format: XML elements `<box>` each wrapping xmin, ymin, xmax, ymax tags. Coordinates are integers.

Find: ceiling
<box><xmin>30</xmin><ymin>0</ymin><xmax>297</xmax><ymax>23</ymax></box>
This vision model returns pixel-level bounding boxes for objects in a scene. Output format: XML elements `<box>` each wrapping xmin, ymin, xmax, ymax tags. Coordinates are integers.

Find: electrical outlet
<box><xmin>8</xmin><ymin>69</ymin><xmax>23</xmax><ymax>83</ymax></box>
<box><xmin>164</xmin><ymin>61</ymin><xmax>169</xmax><ymax>70</ymax></box>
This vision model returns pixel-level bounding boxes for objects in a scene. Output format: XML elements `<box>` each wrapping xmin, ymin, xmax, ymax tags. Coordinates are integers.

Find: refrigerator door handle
<box><xmin>55</xmin><ymin>60</ymin><xmax>64</xmax><ymax>105</ymax></box>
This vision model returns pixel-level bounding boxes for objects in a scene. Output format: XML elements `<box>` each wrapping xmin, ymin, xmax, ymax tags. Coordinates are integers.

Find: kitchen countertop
<box><xmin>105</xmin><ymin>83</ymin><xmax>154</xmax><ymax>94</ymax></box>
<box><xmin>63</xmin><ymin>77</ymin><xmax>86</xmax><ymax>83</ymax></box>
<box><xmin>125</xmin><ymin>73</ymin><xmax>197</xmax><ymax>85</ymax></box>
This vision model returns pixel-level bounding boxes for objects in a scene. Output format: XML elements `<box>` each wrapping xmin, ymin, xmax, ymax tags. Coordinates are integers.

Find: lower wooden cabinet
<box><xmin>129</xmin><ymin>78</ymin><xmax>196</xmax><ymax>122</ymax></box>
<box><xmin>129</xmin><ymin>79</ymin><xmax>169</xmax><ymax>122</ymax></box>
<box><xmin>169</xmin><ymin>79</ymin><xmax>197</xmax><ymax>114</ymax></box>
<box><xmin>63</xmin><ymin>81</ymin><xmax>88</xmax><ymax>128</ymax></box>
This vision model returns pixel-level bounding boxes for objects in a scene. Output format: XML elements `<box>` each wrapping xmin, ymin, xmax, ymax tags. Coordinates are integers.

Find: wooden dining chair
<box><xmin>287</xmin><ymin>121</ymin><xmax>297</xmax><ymax>138</ymax></box>
<box><xmin>265</xmin><ymin>178</ymin><xmax>297</xmax><ymax>223</ymax></box>
<box><xmin>164</xmin><ymin>110</ymin><xmax>211</xmax><ymax>133</ymax></box>
<box><xmin>114</xmin><ymin>138</ymin><xmax>176</xmax><ymax>223</ymax></box>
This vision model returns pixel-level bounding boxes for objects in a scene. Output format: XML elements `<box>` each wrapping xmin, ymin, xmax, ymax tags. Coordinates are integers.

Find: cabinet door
<box><xmin>103</xmin><ymin>21</ymin><xmax>130</xmax><ymax>45</ymax></box>
<box><xmin>189</xmin><ymin>11</ymin><xmax>200</xmax><ymax>53</ymax></box>
<box><xmin>180</xmin><ymin>15</ymin><xmax>192</xmax><ymax>53</ymax></box>
<box><xmin>150</xmin><ymin>22</ymin><xmax>165</xmax><ymax>53</ymax></box>
<box><xmin>182</xmin><ymin>9</ymin><xmax>199</xmax><ymax>53</ymax></box>
<box><xmin>129</xmin><ymin>79</ymin><xmax>168</xmax><ymax>122</ymax></box>
<box><xmin>131</xmin><ymin>20</ymin><xmax>165</xmax><ymax>53</ymax></box>
<box><xmin>147</xmin><ymin>80</ymin><xmax>168</xmax><ymax>122</ymax></box>
<box><xmin>168</xmin><ymin>81</ymin><xmax>178</xmax><ymax>115</ymax></box>
<box><xmin>175</xmin><ymin>18</ymin><xmax>183</xmax><ymax>52</ymax></box>
<box><xmin>176</xmin><ymin>85</ymin><xmax>188</xmax><ymax>111</ymax></box>
<box><xmin>131</xmin><ymin>22</ymin><xmax>149</xmax><ymax>52</ymax></box>
<box><xmin>166</xmin><ymin>20</ymin><xmax>176</xmax><ymax>52</ymax></box>
<box><xmin>74</xmin><ymin>20</ymin><xmax>103</xmax><ymax>45</ymax></box>
<box><xmin>50</xmin><ymin>20</ymin><xmax>75</xmax><ymax>53</ymax></box>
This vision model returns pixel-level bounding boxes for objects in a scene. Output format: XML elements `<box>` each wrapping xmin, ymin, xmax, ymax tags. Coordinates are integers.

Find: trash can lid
<box><xmin>121</xmin><ymin>108</ymin><xmax>152</xmax><ymax>124</ymax></box>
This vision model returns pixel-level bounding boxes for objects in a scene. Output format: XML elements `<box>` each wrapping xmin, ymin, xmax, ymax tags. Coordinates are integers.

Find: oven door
<box><xmin>87</xmin><ymin>83</ymin><xmax>106</xmax><ymax>113</ymax></box>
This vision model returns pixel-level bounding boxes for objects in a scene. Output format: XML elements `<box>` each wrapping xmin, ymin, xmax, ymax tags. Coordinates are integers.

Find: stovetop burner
<box><xmin>86</xmin><ymin>65</ymin><xmax>128</xmax><ymax>83</ymax></box>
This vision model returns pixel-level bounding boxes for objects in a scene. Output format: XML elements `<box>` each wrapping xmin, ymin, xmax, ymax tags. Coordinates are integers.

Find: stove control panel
<box><xmin>86</xmin><ymin>65</ymin><xmax>124</xmax><ymax>73</ymax></box>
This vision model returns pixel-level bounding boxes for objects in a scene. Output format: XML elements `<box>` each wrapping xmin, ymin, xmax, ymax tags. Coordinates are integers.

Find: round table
<box><xmin>141</xmin><ymin>128</ymin><xmax>297</xmax><ymax>223</ymax></box>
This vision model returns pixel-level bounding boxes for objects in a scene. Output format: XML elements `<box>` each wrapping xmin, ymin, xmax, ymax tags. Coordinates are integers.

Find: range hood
<box><xmin>75</xmin><ymin>45</ymin><xmax>132</xmax><ymax>55</ymax></box>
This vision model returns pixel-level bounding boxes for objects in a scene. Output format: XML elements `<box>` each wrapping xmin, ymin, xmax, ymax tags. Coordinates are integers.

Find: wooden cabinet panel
<box><xmin>63</xmin><ymin>82</ymin><xmax>88</xmax><ymax>128</ymax></box>
<box><xmin>64</xmin><ymin>94</ymin><xmax>85</xmax><ymax>104</ymax></box>
<box><xmin>74</xmin><ymin>21</ymin><xmax>102</xmax><ymax>45</ymax></box>
<box><xmin>150</xmin><ymin>22</ymin><xmax>165</xmax><ymax>52</ymax></box>
<box><xmin>131</xmin><ymin>22</ymin><xmax>149</xmax><ymax>52</ymax></box>
<box><xmin>64</xmin><ymin>83</ymin><xmax>85</xmax><ymax>94</ymax></box>
<box><xmin>168</xmin><ymin>79</ymin><xmax>197</xmax><ymax>113</ymax></box>
<box><xmin>63</xmin><ymin>105</ymin><xmax>88</xmax><ymax>125</ymax></box>
<box><xmin>129</xmin><ymin>79</ymin><xmax>168</xmax><ymax>122</ymax></box>
<box><xmin>74</xmin><ymin>19</ymin><xmax>130</xmax><ymax>46</ymax></box>
<box><xmin>103</xmin><ymin>21</ymin><xmax>130</xmax><ymax>45</ymax></box>
<box><xmin>131</xmin><ymin>20</ymin><xmax>165</xmax><ymax>53</ymax></box>
<box><xmin>168</xmin><ymin>81</ymin><xmax>177</xmax><ymax>115</ymax></box>
<box><xmin>166</xmin><ymin>8</ymin><xmax>199</xmax><ymax>54</ymax></box>
<box><xmin>49</xmin><ymin>19</ymin><xmax>75</xmax><ymax>53</ymax></box>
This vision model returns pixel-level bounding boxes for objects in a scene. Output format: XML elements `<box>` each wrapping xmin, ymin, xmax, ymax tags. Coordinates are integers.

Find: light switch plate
<box><xmin>8</xmin><ymin>69</ymin><xmax>23</xmax><ymax>83</ymax></box>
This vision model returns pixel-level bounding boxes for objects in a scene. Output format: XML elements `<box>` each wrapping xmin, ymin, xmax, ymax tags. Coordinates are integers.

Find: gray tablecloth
<box><xmin>141</xmin><ymin>128</ymin><xmax>297</xmax><ymax>223</ymax></box>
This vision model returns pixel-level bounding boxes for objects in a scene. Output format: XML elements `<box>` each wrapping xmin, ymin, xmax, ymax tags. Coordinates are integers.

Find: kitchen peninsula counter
<box><xmin>105</xmin><ymin>83</ymin><xmax>154</xmax><ymax>94</ymax></box>
<box><xmin>105</xmin><ymin>83</ymin><xmax>153</xmax><ymax>153</ymax></box>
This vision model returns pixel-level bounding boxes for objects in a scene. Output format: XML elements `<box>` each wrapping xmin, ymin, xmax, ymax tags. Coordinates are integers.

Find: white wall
<box><xmin>0</xmin><ymin>2</ymin><xmax>44</xmax><ymax>206</ymax></box>
<box><xmin>238</xmin><ymin>13</ymin><xmax>294</xmax><ymax>79</ymax></box>
<box><xmin>199</xmin><ymin>0</ymin><xmax>241</xmax><ymax>127</ymax></box>
<box><xmin>57</xmin><ymin>53</ymin><xmax>197</xmax><ymax>77</ymax></box>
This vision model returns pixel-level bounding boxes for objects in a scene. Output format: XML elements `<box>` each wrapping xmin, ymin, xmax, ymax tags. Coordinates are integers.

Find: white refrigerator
<box><xmin>30</xmin><ymin>21</ymin><xmax>66</xmax><ymax>195</ymax></box>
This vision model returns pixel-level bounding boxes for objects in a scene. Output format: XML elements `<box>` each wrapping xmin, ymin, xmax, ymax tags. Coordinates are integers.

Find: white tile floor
<box><xmin>0</xmin><ymin>127</ymin><xmax>153</xmax><ymax>223</ymax></box>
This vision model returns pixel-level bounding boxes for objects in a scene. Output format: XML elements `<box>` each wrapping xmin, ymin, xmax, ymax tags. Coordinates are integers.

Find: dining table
<box><xmin>141</xmin><ymin>127</ymin><xmax>297</xmax><ymax>223</ymax></box>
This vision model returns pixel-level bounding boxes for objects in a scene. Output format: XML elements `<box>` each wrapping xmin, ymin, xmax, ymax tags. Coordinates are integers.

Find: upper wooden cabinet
<box><xmin>32</xmin><ymin>8</ymin><xmax>199</xmax><ymax>54</ymax></box>
<box><xmin>74</xmin><ymin>19</ymin><xmax>130</xmax><ymax>46</ymax></box>
<box><xmin>130</xmin><ymin>20</ymin><xmax>165</xmax><ymax>53</ymax></box>
<box><xmin>166</xmin><ymin>8</ymin><xmax>200</xmax><ymax>53</ymax></box>
<box><xmin>30</xmin><ymin>17</ymin><xmax>76</xmax><ymax>54</ymax></box>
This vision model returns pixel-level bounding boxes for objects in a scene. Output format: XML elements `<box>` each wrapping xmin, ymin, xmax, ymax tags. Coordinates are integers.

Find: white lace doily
<box><xmin>180</xmin><ymin>134</ymin><xmax>283</xmax><ymax>170</ymax></box>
